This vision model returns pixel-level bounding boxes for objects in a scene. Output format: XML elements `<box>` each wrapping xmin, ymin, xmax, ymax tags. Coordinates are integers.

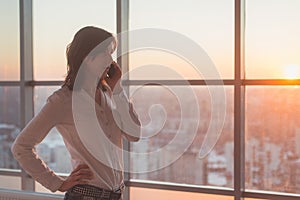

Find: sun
<box><xmin>283</xmin><ymin>65</ymin><xmax>300</xmax><ymax>80</ymax></box>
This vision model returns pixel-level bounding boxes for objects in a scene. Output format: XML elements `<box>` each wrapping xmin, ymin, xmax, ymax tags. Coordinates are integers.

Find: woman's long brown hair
<box><xmin>63</xmin><ymin>26</ymin><xmax>116</xmax><ymax>90</ymax></box>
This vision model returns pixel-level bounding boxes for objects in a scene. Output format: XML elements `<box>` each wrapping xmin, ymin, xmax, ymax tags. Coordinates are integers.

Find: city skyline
<box><xmin>1</xmin><ymin>86</ymin><xmax>300</xmax><ymax>194</ymax></box>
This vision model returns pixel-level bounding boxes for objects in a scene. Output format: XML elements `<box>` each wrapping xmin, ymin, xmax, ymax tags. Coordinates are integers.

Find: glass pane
<box><xmin>33</xmin><ymin>0</ymin><xmax>116</xmax><ymax>80</ymax></box>
<box><xmin>0</xmin><ymin>175</ymin><xmax>21</xmax><ymax>190</ymax></box>
<box><xmin>245</xmin><ymin>0</ymin><xmax>300</xmax><ymax>79</ymax></box>
<box><xmin>0</xmin><ymin>87</ymin><xmax>20</xmax><ymax>169</ymax></box>
<box><xmin>0</xmin><ymin>0</ymin><xmax>19</xmax><ymax>80</ymax></box>
<box><xmin>130</xmin><ymin>187</ymin><xmax>233</xmax><ymax>200</ymax></box>
<box><xmin>246</xmin><ymin>86</ymin><xmax>300</xmax><ymax>193</ymax></box>
<box><xmin>129</xmin><ymin>0</ymin><xmax>234</xmax><ymax>80</ymax></box>
<box><xmin>34</xmin><ymin>86</ymin><xmax>72</xmax><ymax>173</ymax></box>
<box><xmin>129</xmin><ymin>86</ymin><xmax>233</xmax><ymax>188</ymax></box>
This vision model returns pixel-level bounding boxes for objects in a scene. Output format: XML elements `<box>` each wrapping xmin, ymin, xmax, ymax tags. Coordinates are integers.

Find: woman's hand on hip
<box><xmin>58</xmin><ymin>164</ymin><xmax>93</xmax><ymax>192</ymax></box>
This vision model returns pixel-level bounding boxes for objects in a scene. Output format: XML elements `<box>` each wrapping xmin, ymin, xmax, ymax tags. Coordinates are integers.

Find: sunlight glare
<box><xmin>284</xmin><ymin>65</ymin><xmax>299</xmax><ymax>79</ymax></box>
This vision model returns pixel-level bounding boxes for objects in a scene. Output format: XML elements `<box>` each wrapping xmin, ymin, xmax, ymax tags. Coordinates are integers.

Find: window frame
<box><xmin>0</xmin><ymin>0</ymin><xmax>299</xmax><ymax>199</ymax></box>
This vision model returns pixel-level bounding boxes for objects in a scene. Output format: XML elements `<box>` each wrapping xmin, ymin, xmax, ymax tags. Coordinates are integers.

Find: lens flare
<box><xmin>284</xmin><ymin>65</ymin><xmax>299</xmax><ymax>80</ymax></box>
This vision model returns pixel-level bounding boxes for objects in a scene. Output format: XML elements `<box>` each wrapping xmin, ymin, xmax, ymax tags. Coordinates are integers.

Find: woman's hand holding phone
<box><xmin>104</xmin><ymin>61</ymin><xmax>123</xmax><ymax>94</ymax></box>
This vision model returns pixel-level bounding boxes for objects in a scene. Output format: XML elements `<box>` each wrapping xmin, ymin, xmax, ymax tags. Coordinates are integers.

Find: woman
<box><xmin>11</xmin><ymin>26</ymin><xmax>141</xmax><ymax>200</ymax></box>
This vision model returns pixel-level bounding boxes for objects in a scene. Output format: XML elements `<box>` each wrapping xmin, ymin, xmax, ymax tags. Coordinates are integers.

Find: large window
<box><xmin>130</xmin><ymin>86</ymin><xmax>234</xmax><ymax>187</ymax></box>
<box><xmin>245</xmin><ymin>0</ymin><xmax>300</xmax><ymax>79</ymax></box>
<box><xmin>129</xmin><ymin>0</ymin><xmax>234</xmax><ymax>80</ymax></box>
<box><xmin>0</xmin><ymin>0</ymin><xmax>19</xmax><ymax>81</ymax></box>
<box><xmin>246</xmin><ymin>86</ymin><xmax>300</xmax><ymax>194</ymax></box>
<box><xmin>0</xmin><ymin>0</ymin><xmax>20</xmax><ymax>171</ymax></box>
<box><xmin>244</xmin><ymin>0</ymin><xmax>300</xmax><ymax>195</ymax></box>
<box><xmin>128</xmin><ymin>0</ymin><xmax>234</xmax><ymax>190</ymax></box>
<box><xmin>0</xmin><ymin>0</ymin><xmax>300</xmax><ymax>200</ymax></box>
<box><xmin>0</xmin><ymin>87</ymin><xmax>20</xmax><ymax>170</ymax></box>
<box><xmin>33</xmin><ymin>0</ymin><xmax>116</xmax><ymax>80</ymax></box>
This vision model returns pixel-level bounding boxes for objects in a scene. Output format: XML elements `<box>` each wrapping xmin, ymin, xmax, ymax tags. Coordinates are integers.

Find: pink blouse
<box><xmin>11</xmin><ymin>86</ymin><xmax>140</xmax><ymax>192</ymax></box>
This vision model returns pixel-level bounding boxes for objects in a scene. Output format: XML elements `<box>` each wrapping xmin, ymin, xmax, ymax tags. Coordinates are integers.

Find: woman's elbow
<box><xmin>11</xmin><ymin>141</ymin><xmax>25</xmax><ymax>160</ymax></box>
<box><xmin>11</xmin><ymin>142</ymin><xmax>19</xmax><ymax>158</ymax></box>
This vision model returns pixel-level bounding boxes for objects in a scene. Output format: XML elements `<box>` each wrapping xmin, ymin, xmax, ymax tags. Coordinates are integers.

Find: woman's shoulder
<box><xmin>47</xmin><ymin>86</ymin><xmax>72</xmax><ymax>106</ymax></box>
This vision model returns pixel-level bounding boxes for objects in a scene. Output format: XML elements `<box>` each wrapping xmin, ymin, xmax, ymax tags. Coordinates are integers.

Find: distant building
<box><xmin>293</xmin><ymin>159</ymin><xmax>300</xmax><ymax>193</ymax></box>
<box><xmin>207</xmin><ymin>150</ymin><xmax>227</xmax><ymax>186</ymax></box>
<box><xmin>246</xmin><ymin>137</ymin><xmax>282</xmax><ymax>190</ymax></box>
<box><xmin>0</xmin><ymin>123</ymin><xmax>20</xmax><ymax>169</ymax></box>
<box><xmin>51</xmin><ymin>144</ymin><xmax>72</xmax><ymax>173</ymax></box>
<box><xmin>296</xmin><ymin>128</ymin><xmax>300</xmax><ymax>158</ymax></box>
<box><xmin>131</xmin><ymin>138</ymin><xmax>150</xmax><ymax>180</ymax></box>
<box><xmin>36</xmin><ymin>130</ymin><xmax>72</xmax><ymax>174</ymax></box>
<box><xmin>36</xmin><ymin>143</ymin><xmax>51</xmax><ymax>164</ymax></box>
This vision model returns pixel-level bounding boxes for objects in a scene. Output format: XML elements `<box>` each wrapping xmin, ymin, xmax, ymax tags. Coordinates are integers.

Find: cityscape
<box><xmin>0</xmin><ymin>86</ymin><xmax>299</xmax><ymax>194</ymax></box>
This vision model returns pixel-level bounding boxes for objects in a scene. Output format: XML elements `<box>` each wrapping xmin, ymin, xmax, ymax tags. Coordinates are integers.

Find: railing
<box><xmin>0</xmin><ymin>188</ymin><xmax>63</xmax><ymax>200</ymax></box>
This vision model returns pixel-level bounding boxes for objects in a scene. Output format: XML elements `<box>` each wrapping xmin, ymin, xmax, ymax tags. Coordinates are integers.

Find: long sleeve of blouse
<box><xmin>11</xmin><ymin>92</ymin><xmax>65</xmax><ymax>192</ymax></box>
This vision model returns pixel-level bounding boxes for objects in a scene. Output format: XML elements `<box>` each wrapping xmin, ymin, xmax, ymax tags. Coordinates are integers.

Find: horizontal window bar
<box><xmin>126</xmin><ymin>180</ymin><xmax>300</xmax><ymax>199</ymax></box>
<box><xmin>124</xmin><ymin>79</ymin><xmax>300</xmax><ymax>86</ymax></box>
<box><xmin>0</xmin><ymin>81</ymin><xmax>21</xmax><ymax>86</ymax></box>
<box><xmin>123</xmin><ymin>80</ymin><xmax>233</xmax><ymax>85</ymax></box>
<box><xmin>0</xmin><ymin>169</ymin><xmax>21</xmax><ymax>176</ymax></box>
<box><xmin>27</xmin><ymin>81</ymin><xmax>64</xmax><ymax>86</ymax></box>
<box><xmin>244</xmin><ymin>189</ymin><xmax>300</xmax><ymax>200</ymax></box>
<box><xmin>0</xmin><ymin>188</ymin><xmax>63</xmax><ymax>200</ymax></box>
<box><xmin>243</xmin><ymin>79</ymin><xmax>300</xmax><ymax>85</ymax></box>
<box><xmin>0</xmin><ymin>169</ymin><xmax>67</xmax><ymax>178</ymax></box>
<box><xmin>2</xmin><ymin>79</ymin><xmax>300</xmax><ymax>87</ymax></box>
<box><xmin>126</xmin><ymin>179</ymin><xmax>234</xmax><ymax>196</ymax></box>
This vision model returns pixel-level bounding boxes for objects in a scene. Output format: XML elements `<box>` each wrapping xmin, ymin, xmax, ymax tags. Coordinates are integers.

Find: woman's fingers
<box><xmin>112</xmin><ymin>61</ymin><xmax>121</xmax><ymax>73</ymax></box>
<box><xmin>73</xmin><ymin>167</ymin><xmax>93</xmax><ymax>175</ymax></box>
<box><xmin>74</xmin><ymin>165</ymin><xmax>93</xmax><ymax>177</ymax></box>
<box><xmin>104</xmin><ymin>61</ymin><xmax>122</xmax><ymax>90</ymax></box>
<box><xmin>70</xmin><ymin>164</ymin><xmax>94</xmax><ymax>183</ymax></box>
<box><xmin>74</xmin><ymin>164</ymin><xmax>89</xmax><ymax>170</ymax></box>
<box><xmin>59</xmin><ymin>164</ymin><xmax>94</xmax><ymax>192</ymax></box>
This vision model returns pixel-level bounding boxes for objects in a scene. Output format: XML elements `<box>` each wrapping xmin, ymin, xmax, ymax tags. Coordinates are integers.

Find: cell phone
<box><xmin>107</xmin><ymin>63</ymin><xmax>116</xmax><ymax>78</ymax></box>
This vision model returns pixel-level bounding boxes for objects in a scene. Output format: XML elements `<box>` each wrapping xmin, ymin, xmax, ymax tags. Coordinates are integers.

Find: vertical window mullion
<box><xmin>117</xmin><ymin>0</ymin><xmax>130</xmax><ymax>199</ymax></box>
<box><xmin>19</xmin><ymin>0</ymin><xmax>34</xmax><ymax>191</ymax></box>
<box><xmin>234</xmin><ymin>0</ymin><xmax>245</xmax><ymax>200</ymax></box>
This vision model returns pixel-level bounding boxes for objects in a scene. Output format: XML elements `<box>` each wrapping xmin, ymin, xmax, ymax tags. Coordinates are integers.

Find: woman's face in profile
<box><xmin>85</xmin><ymin>48</ymin><xmax>113</xmax><ymax>78</ymax></box>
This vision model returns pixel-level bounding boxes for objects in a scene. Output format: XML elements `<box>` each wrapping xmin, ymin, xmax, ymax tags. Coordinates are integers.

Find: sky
<box><xmin>1</xmin><ymin>0</ymin><xmax>300</xmax><ymax>81</ymax></box>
